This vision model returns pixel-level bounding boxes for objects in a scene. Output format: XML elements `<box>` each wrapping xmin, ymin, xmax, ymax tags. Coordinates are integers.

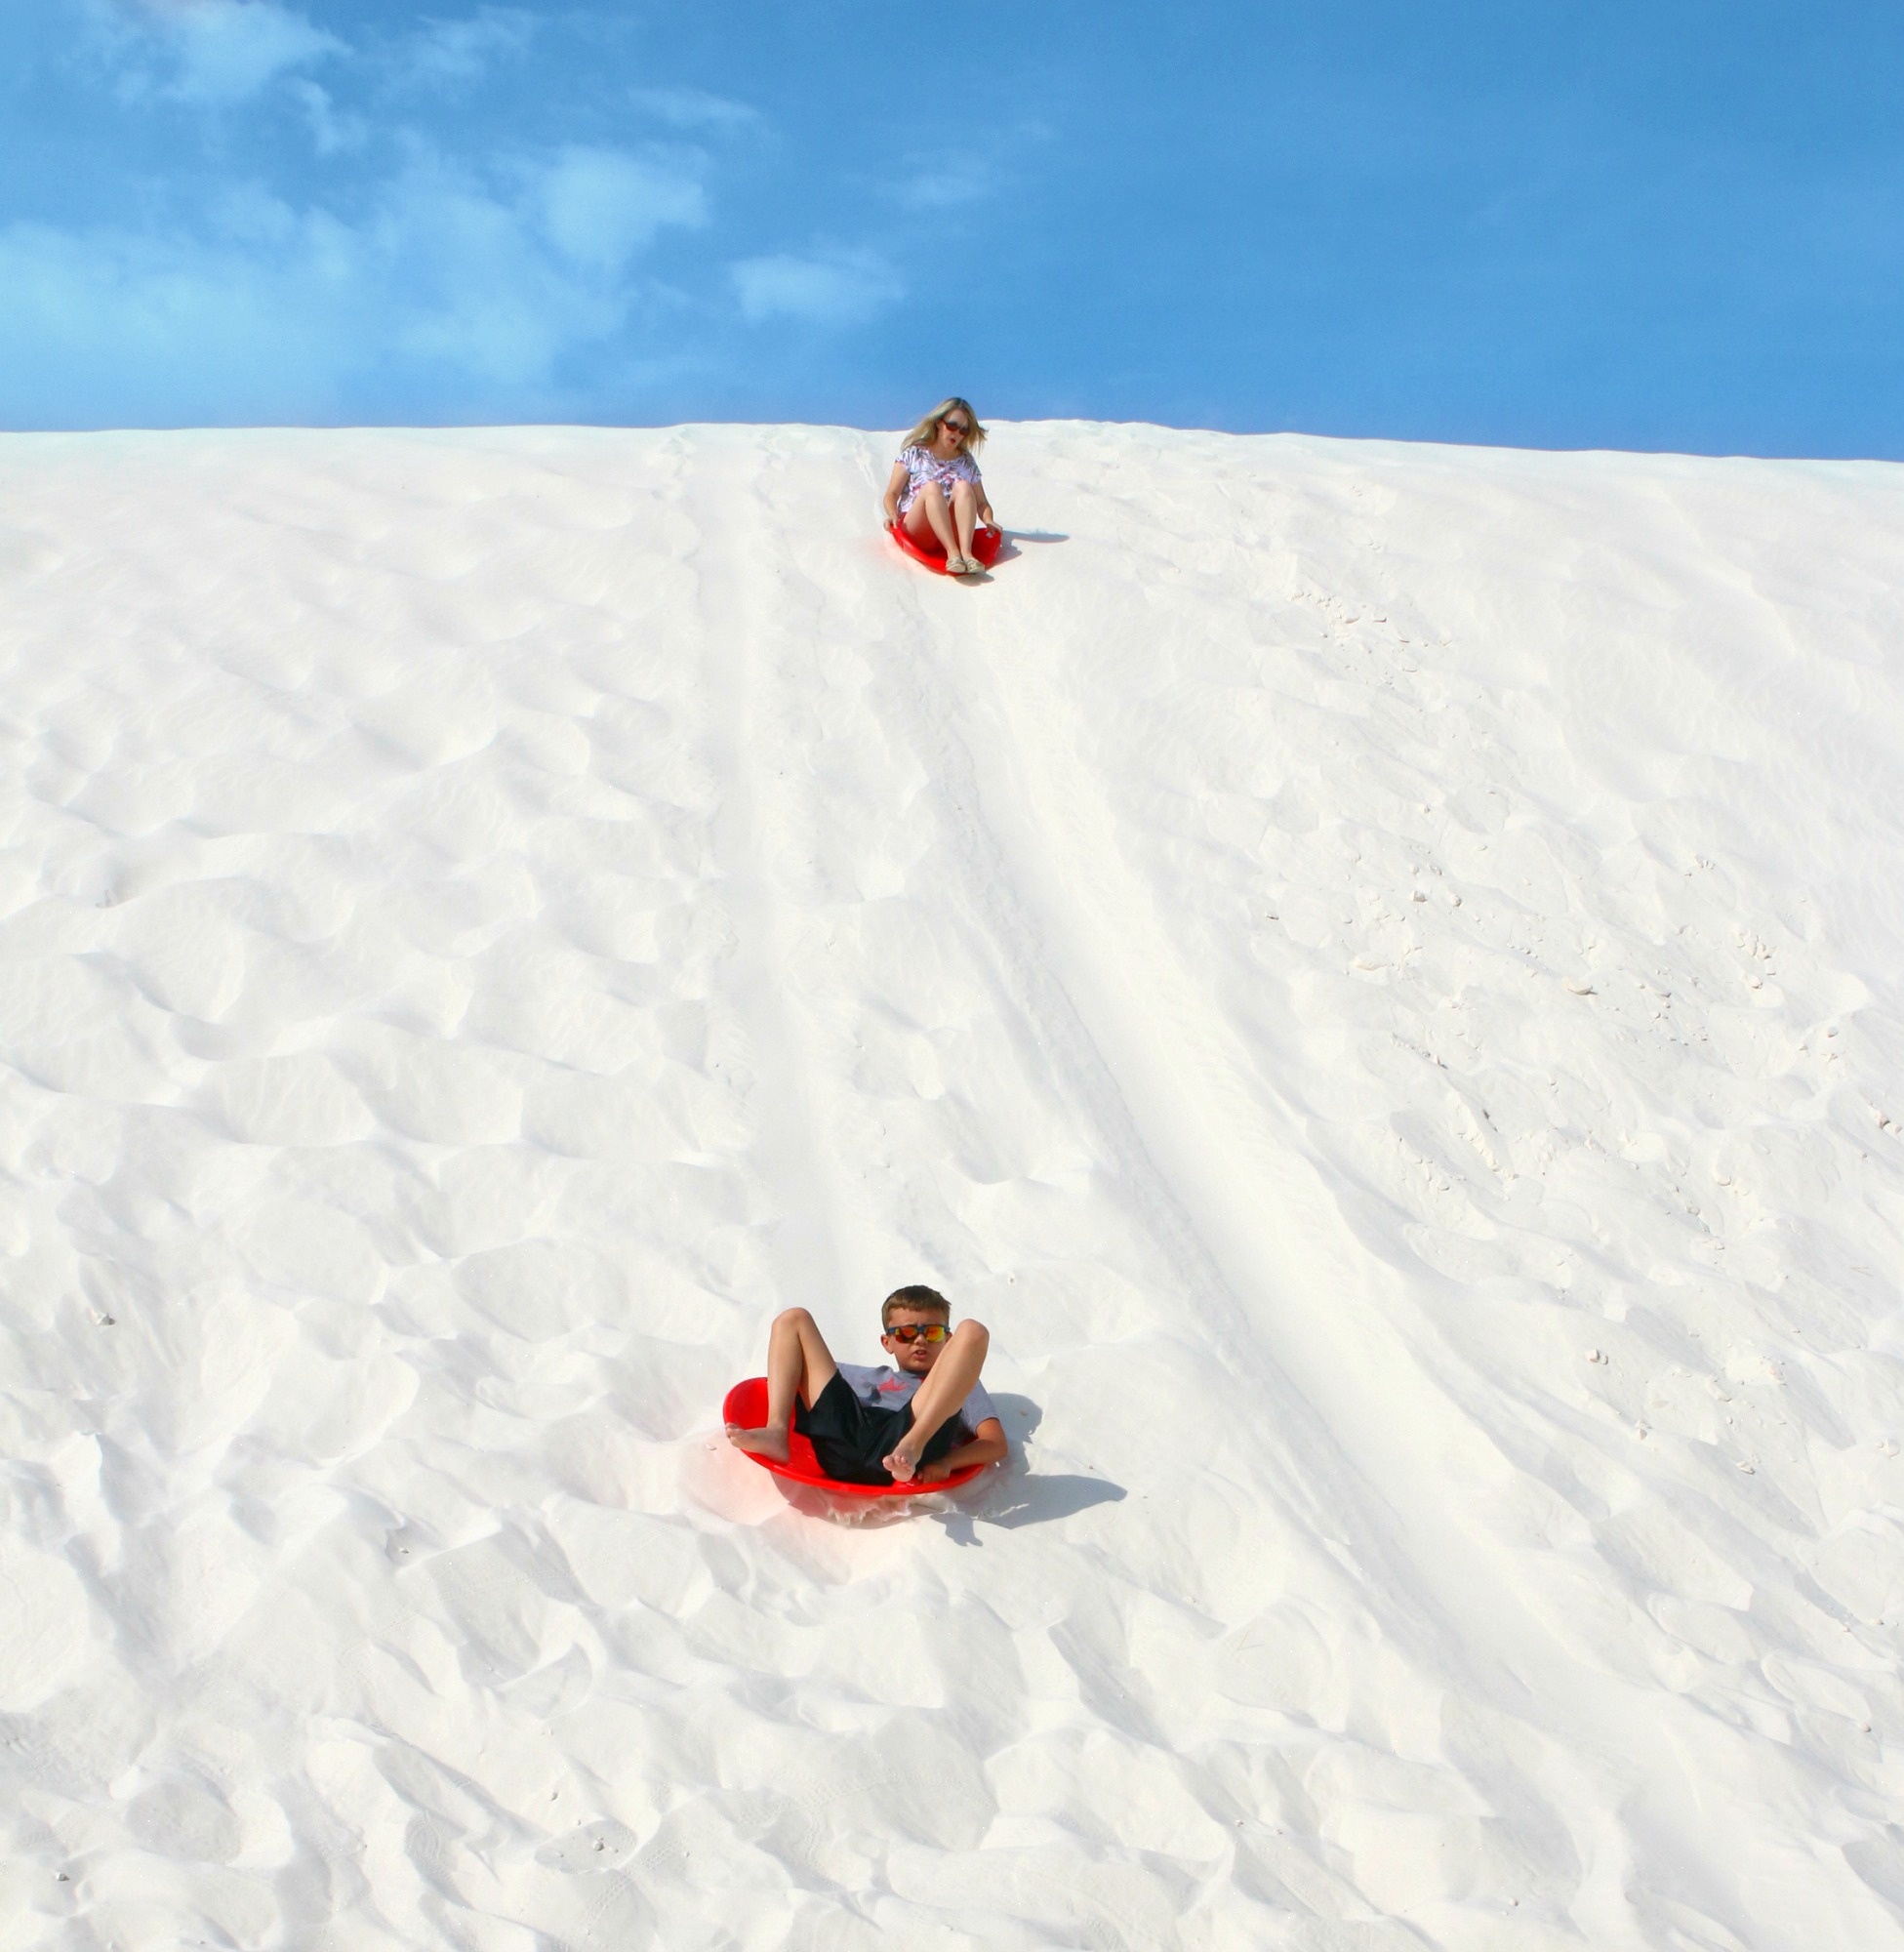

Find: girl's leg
<box><xmin>882</xmin><ymin>1321</ymin><xmax>990</xmax><ymax>1481</ymax></box>
<box><xmin>728</xmin><ymin>1307</ymin><xmax>839</xmax><ymax>1461</ymax></box>
<box><xmin>904</xmin><ymin>483</ymin><xmax>959</xmax><ymax>558</ymax></box>
<box><xmin>950</xmin><ymin>479</ymin><xmax>981</xmax><ymax>563</ymax></box>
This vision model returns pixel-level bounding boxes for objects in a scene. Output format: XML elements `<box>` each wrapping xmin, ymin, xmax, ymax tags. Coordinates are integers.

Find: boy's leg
<box><xmin>883</xmin><ymin>1320</ymin><xmax>989</xmax><ymax>1483</ymax></box>
<box><xmin>727</xmin><ymin>1308</ymin><xmax>838</xmax><ymax>1462</ymax></box>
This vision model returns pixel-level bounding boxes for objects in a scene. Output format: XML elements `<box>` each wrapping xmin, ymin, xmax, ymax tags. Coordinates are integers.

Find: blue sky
<box><xmin>4</xmin><ymin>1</ymin><xmax>1901</xmax><ymax>453</ymax></box>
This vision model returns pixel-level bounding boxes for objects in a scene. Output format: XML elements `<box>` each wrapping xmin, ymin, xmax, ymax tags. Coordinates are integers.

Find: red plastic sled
<box><xmin>888</xmin><ymin>520</ymin><xmax>1004</xmax><ymax>576</ymax></box>
<box><xmin>722</xmin><ymin>1377</ymin><xmax>990</xmax><ymax>1497</ymax></box>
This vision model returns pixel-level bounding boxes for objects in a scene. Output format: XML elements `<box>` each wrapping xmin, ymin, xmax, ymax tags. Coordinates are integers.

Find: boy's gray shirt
<box><xmin>835</xmin><ymin>1363</ymin><xmax>998</xmax><ymax>1440</ymax></box>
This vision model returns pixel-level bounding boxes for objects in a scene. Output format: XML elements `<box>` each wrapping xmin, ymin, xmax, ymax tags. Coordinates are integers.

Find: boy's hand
<box><xmin>917</xmin><ymin>1459</ymin><xmax>953</xmax><ymax>1484</ymax></box>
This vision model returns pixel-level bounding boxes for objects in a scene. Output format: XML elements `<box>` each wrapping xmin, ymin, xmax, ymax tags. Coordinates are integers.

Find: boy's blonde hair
<box><xmin>882</xmin><ymin>1284</ymin><xmax>951</xmax><ymax>1328</ymax></box>
<box><xmin>901</xmin><ymin>397</ymin><xmax>987</xmax><ymax>454</ymax></box>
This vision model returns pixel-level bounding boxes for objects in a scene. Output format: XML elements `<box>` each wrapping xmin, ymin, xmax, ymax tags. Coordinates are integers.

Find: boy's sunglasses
<box><xmin>886</xmin><ymin>1322</ymin><xmax>950</xmax><ymax>1344</ymax></box>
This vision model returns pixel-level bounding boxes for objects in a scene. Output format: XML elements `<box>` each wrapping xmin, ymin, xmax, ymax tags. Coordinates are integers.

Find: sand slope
<box><xmin>2</xmin><ymin>422</ymin><xmax>1903</xmax><ymax>1951</ymax></box>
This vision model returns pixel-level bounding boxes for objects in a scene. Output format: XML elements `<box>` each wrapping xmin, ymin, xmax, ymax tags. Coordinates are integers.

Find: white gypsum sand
<box><xmin>0</xmin><ymin>422</ymin><xmax>1902</xmax><ymax>1951</ymax></box>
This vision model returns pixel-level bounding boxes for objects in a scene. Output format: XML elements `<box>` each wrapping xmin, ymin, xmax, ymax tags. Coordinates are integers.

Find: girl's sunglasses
<box><xmin>943</xmin><ymin>420</ymin><xmax>971</xmax><ymax>436</ymax></box>
<box><xmin>886</xmin><ymin>1322</ymin><xmax>950</xmax><ymax>1344</ymax></box>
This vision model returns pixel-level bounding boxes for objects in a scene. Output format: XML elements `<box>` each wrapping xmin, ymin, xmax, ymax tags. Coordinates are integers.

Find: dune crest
<box><xmin>2</xmin><ymin>423</ymin><xmax>1902</xmax><ymax>1949</ymax></box>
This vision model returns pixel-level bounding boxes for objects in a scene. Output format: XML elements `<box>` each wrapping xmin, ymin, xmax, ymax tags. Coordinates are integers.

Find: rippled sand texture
<box><xmin>3</xmin><ymin>424</ymin><xmax>1903</xmax><ymax>1951</ymax></box>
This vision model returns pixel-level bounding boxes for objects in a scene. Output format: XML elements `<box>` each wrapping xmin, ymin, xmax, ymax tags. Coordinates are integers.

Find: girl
<box><xmin>883</xmin><ymin>397</ymin><xmax>996</xmax><ymax>575</ymax></box>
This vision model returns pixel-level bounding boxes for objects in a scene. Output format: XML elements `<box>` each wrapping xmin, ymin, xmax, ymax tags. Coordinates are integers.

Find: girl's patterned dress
<box><xmin>895</xmin><ymin>444</ymin><xmax>982</xmax><ymax>514</ymax></box>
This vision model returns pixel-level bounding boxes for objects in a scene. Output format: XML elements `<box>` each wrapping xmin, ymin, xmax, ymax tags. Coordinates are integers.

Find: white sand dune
<box><xmin>2</xmin><ymin>421</ymin><xmax>1903</xmax><ymax>1951</ymax></box>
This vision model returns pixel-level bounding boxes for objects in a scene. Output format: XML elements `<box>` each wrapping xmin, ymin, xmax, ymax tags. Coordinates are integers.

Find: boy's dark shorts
<box><xmin>794</xmin><ymin>1371</ymin><xmax>963</xmax><ymax>1485</ymax></box>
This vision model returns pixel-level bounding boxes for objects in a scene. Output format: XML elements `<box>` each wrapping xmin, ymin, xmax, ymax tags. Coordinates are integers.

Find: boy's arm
<box><xmin>920</xmin><ymin>1416</ymin><xmax>1008</xmax><ymax>1483</ymax></box>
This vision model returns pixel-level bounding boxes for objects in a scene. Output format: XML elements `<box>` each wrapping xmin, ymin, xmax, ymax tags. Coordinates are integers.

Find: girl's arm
<box><xmin>920</xmin><ymin>1415</ymin><xmax>1008</xmax><ymax>1482</ymax></box>
<box><xmin>881</xmin><ymin>460</ymin><xmax>910</xmax><ymax>524</ymax></box>
<box><xmin>973</xmin><ymin>466</ymin><xmax>995</xmax><ymax>528</ymax></box>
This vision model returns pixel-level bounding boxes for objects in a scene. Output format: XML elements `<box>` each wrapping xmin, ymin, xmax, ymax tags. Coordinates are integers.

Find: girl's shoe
<box><xmin>948</xmin><ymin>554</ymin><xmax>975</xmax><ymax>575</ymax></box>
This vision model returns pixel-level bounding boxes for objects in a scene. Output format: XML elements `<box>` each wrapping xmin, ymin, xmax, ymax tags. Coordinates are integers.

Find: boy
<box><xmin>727</xmin><ymin>1285</ymin><xmax>1007</xmax><ymax>1485</ymax></box>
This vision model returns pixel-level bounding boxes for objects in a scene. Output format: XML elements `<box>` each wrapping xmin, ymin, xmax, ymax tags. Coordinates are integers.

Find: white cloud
<box><xmin>630</xmin><ymin>86</ymin><xmax>757</xmax><ymax>133</ymax></box>
<box><xmin>290</xmin><ymin>80</ymin><xmax>366</xmax><ymax>154</ymax></box>
<box><xmin>534</xmin><ymin>145</ymin><xmax>707</xmax><ymax>272</ymax></box>
<box><xmin>895</xmin><ymin>165</ymin><xmax>990</xmax><ymax>211</ymax></box>
<box><xmin>0</xmin><ymin>144</ymin><xmax>708</xmax><ymax>425</ymax></box>
<box><xmin>121</xmin><ymin>0</ymin><xmax>342</xmax><ymax>105</ymax></box>
<box><xmin>396</xmin><ymin>9</ymin><xmax>536</xmax><ymax>88</ymax></box>
<box><xmin>732</xmin><ymin>247</ymin><xmax>892</xmax><ymax>326</ymax></box>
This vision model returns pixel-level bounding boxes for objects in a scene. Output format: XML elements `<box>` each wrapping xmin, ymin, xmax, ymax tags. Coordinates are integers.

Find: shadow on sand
<box><xmin>935</xmin><ymin>1393</ymin><xmax>1126</xmax><ymax>1539</ymax></box>
<box><xmin>984</xmin><ymin>530</ymin><xmax>1068</xmax><ymax>572</ymax></box>
<box><xmin>961</xmin><ymin>1470</ymin><xmax>1127</xmax><ymax>1529</ymax></box>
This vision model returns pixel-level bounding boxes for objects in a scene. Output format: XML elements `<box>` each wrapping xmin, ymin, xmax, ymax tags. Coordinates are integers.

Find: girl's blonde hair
<box><xmin>902</xmin><ymin>396</ymin><xmax>987</xmax><ymax>454</ymax></box>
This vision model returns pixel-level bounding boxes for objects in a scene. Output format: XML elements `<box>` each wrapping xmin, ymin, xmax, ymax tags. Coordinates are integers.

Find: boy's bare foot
<box><xmin>727</xmin><ymin>1422</ymin><xmax>790</xmax><ymax>1462</ymax></box>
<box><xmin>882</xmin><ymin>1433</ymin><xmax>926</xmax><ymax>1484</ymax></box>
